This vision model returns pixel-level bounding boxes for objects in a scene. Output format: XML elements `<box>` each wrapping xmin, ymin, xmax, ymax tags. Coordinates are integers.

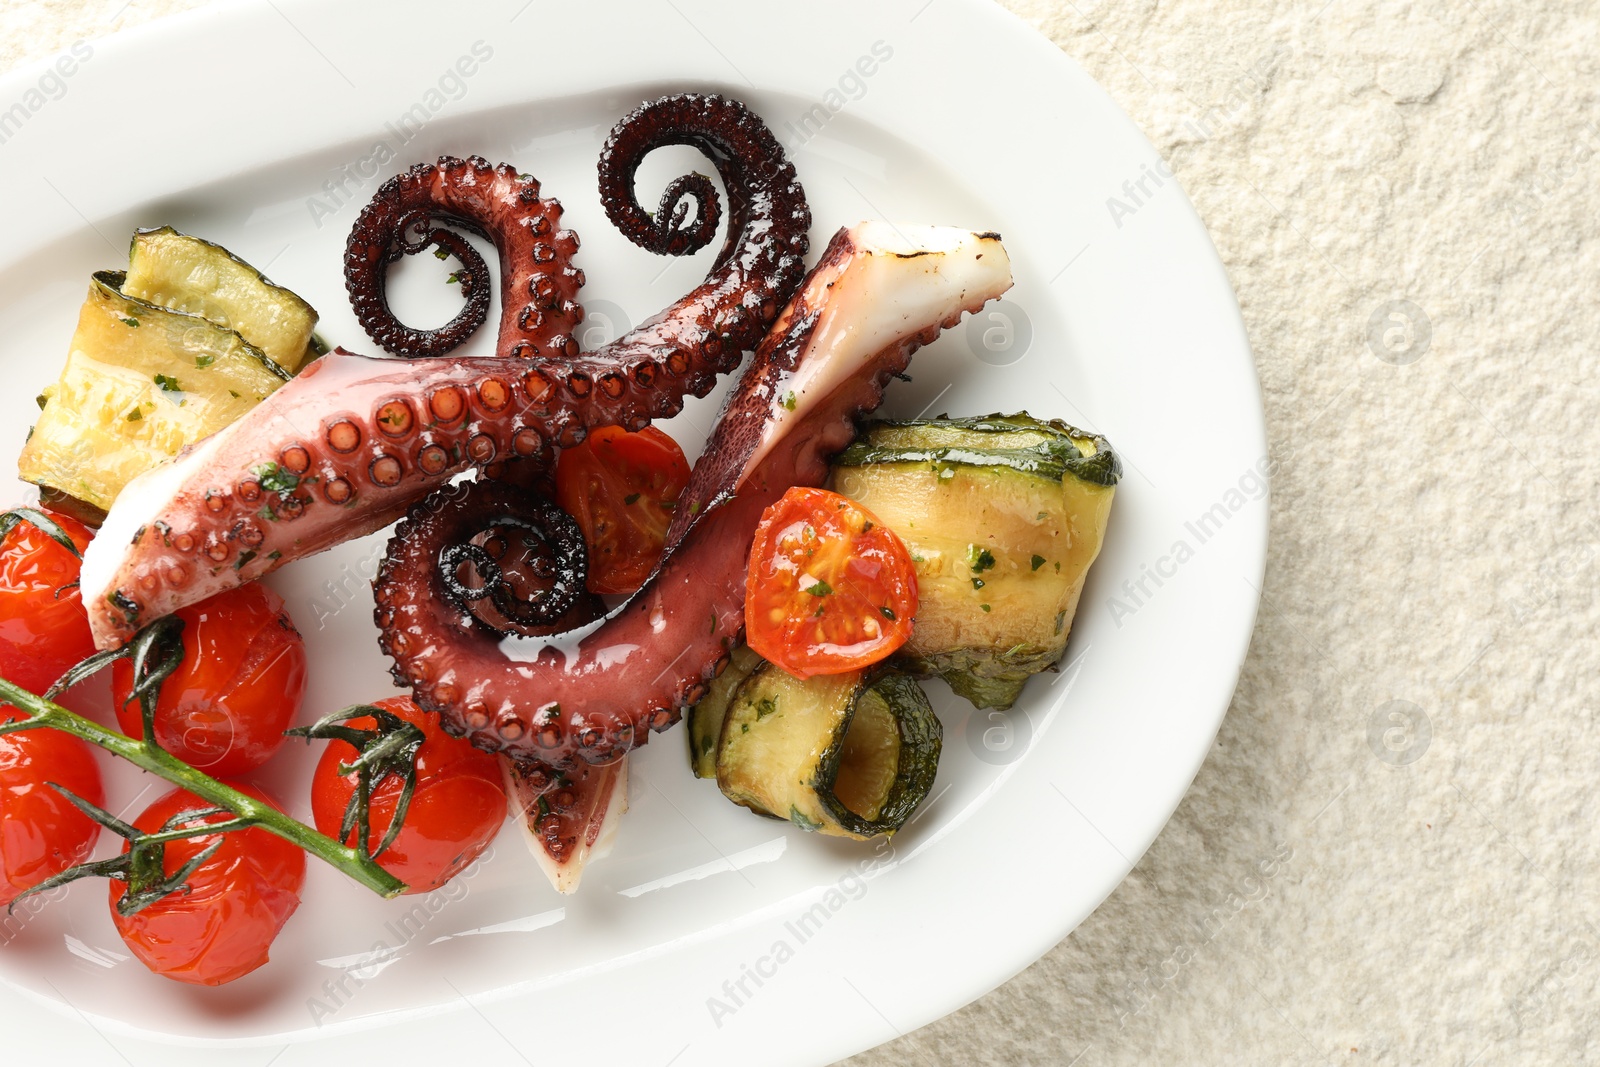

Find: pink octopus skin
<box><xmin>375</xmin><ymin>223</ymin><xmax>1014</xmax><ymax>766</ymax></box>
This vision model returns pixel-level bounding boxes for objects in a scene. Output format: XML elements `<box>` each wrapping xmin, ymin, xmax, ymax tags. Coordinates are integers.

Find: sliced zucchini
<box><xmin>831</xmin><ymin>413</ymin><xmax>1119</xmax><ymax>710</ymax></box>
<box><xmin>715</xmin><ymin>660</ymin><xmax>941</xmax><ymax>840</ymax></box>
<box><xmin>687</xmin><ymin>644</ymin><xmax>763</xmax><ymax>779</ymax></box>
<box><xmin>17</xmin><ymin>271</ymin><xmax>290</xmax><ymax>512</ymax></box>
<box><xmin>124</xmin><ymin>227</ymin><xmax>319</xmax><ymax>373</ymax></box>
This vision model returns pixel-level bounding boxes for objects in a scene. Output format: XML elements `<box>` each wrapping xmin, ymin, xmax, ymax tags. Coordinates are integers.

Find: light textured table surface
<box><xmin>5</xmin><ymin>1</ymin><xmax>1596</xmax><ymax>1065</ymax></box>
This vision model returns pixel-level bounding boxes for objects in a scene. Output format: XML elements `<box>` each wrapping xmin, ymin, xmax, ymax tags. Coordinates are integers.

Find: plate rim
<box><xmin>0</xmin><ymin>0</ymin><xmax>1266</xmax><ymax>1062</ymax></box>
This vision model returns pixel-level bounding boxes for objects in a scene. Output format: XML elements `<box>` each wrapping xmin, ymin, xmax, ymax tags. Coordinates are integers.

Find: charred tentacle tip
<box><xmin>344</xmin><ymin>155</ymin><xmax>580</xmax><ymax>363</ymax></box>
<box><xmin>432</xmin><ymin>483</ymin><xmax>588</xmax><ymax>634</ymax></box>
<box><xmin>598</xmin><ymin>91</ymin><xmax>806</xmax><ymax>267</ymax></box>
<box><xmin>653</xmin><ymin>172</ymin><xmax>723</xmax><ymax>256</ymax></box>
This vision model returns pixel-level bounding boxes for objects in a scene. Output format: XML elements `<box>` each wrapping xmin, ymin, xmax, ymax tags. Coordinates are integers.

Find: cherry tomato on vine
<box><xmin>554</xmin><ymin>425</ymin><xmax>691</xmax><ymax>595</ymax></box>
<box><xmin>310</xmin><ymin>697</ymin><xmax>504</xmax><ymax>894</ymax></box>
<box><xmin>745</xmin><ymin>487</ymin><xmax>918</xmax><ymax>679</ymax></box>
<box><xmin>111</xmin><ymin>583</ymin><xmax>307</xmax><ymax>777</ymax></box>
<box><xmin>0</xmin><ymin>508</ymin><xmax>96</xmax><ymax>697</ymax></box>
<box><xmin>0</xmin><ymin>720</ymin><xmax>104</xmax><ymax>908</ymax></box>
<box><xmin>110</xmin><ymin>783</ymin><xmax>305</xmax><ymax>986</ymax></box>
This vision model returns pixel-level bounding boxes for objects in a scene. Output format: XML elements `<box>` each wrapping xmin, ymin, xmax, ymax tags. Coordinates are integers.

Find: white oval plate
<box><xmin>0</xmin><ymin>1</ymin><xmax>1264</xmax><ymax>1063</ymax></box>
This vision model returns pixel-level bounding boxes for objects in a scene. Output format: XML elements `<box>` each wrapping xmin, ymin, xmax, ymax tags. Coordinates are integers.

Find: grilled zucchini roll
<box><xmin>831</xmin><ymin>413</ymin><xmax>1119</xmax><ymax>710</ymax></box>
<box><xmin>18</xmin><ymin>272</ymin><xmax>290</xmax><ymax>513</ymax></box>
<box><xmin>709</xmin><ymin>659</ymin><xmax>941</xmax><ymax>840</ymax></box>
<box><xmin>124</xmin><ymin>227</ymin><xmax>319</xmax><ymax>373</ymax></box>
<box><xmin>687</xmin><ymin>645</ymin><xmax>763</xmax><ymax>779</ymax></box>
<box><xmin>19</xmin><ymin>229</ymin><xmax>318</xmax><ymax>515</ymax></box>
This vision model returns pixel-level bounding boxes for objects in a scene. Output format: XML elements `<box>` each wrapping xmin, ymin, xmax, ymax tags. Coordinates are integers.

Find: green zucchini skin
<box><xmin>709</xmin><ymin>657</ymin><xmax>942</xmax><ymax>840</ymax></box>
<box><xmin>814</xmin><ymin>670</ymin><xmax>942</xmax><ymax>838</ymax></box>
<box><xmin>834</xmin><ymin>412</ymin><xmax>1121</xmax><ymax>487</ymax></box>
<box><xmin>832</xmin><ymin>412</ymin><xmax>1120</xmax><ymax>710</ymax></box>
<box><xmin>686</xmin><ymin>645</ymin><xmax>763</xmax><ymax>779</ymax></box>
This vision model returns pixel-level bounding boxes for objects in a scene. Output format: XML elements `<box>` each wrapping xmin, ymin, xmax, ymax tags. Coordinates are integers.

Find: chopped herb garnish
<box><xmin>228</xmin><ymin>390</ymin><xmax>241</xmax><ymax>399</ymax></box>
<box><xmin>780</xmin><ymin>390</ymin><xmax>796</xmax><ymax>410</ymax></box>
<box><xmin>806</xmin><ymin>580</ymin><xmax>834</xmax><ymax>597</ymax></box>
<box><xmin>234</xmin><ymin>550</ymin><xmax>257</xmax><ymax>571</ymax></box>
<box><xmin>195</xmin><ymin>354</ymin><xmax>215</xmax><ymax>369</ymax></box>
<box><xmin>251</xmin><ymin>461</ymin><xmax>300</xmax><ymax>496</ymax></box>
<box><xmin>433</xmin><ymin>248</ymin><xmax>449</xmax><ymax>261</ymax></box>
<box><xmin>154</xmin><ymin>374</ymin><xmax>181</xmax><ymax>393</ymax></box>
<box><xmin>126</xmin><ymin>407</ymin><xmax>144</xmax><ymax>423</ymax></box>
<box><xmin>972</xmin><ymin>578</ymin><xmax>985</xmax><ymax>590</ymax></box>
<box><xmin>445</xmin><ymin>272</ymin><xmax>461</xmax><ymax>285</ymax></box>
<box><xmin>121</xmin><ymin>316</ymin><xmax>140</xmax><ymax>328</ymax></box>
<box><xmin>980</xmin><ymin>604</ymin><xmax>992</xmax><ymax>613</ymax></box>
<box><xmin>1031</xmin><ymin>554</ymin><xmax>1046</xmax><ymax>571</ymax></box>
<box><xmin>880</xmin><ymin>606</ymin><xmax>896</xmax><ymax>621</ymax></box>
<box><xmin>968</xmin><ymin>545</ymin><xmax>995</xmax><ymax>572</ymax></box>
<box><xmin>623</xmin><ymin>493</ymin><xmax>641</xmax><ymax>506</ymax></box>
<box><xmin>688</xmin><ymin>502</ymin><xmax>700</xmax><ymax>515</ymax></box>
<box><xmin>755</xmin><ymin>698</ymin><xmax>777</xmax><ymax>720</ymax></box>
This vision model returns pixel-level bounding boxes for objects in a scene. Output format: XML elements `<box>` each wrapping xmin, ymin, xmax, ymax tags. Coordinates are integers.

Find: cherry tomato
<box><xmin>0</xmin><ymin>719</ymin><xmax>104</xmax><ymax>908</ymax></box>
<box><xmin>554</xmin><ymin>425</ymin><xmax>691</xmax><ymax>595</ymax></box>
<box><xmin>0</xmin><ymin>508</ymin><xmax>96</xmax><ymax>697</ymax></box>
<box><xmin>112</xmin><ymin>583</ymin><xmax>307</xmax><ymax>777</ymax></box>
<box><xmin>110</xmin><ymin>783</ymin><xmax>305</xmax><ymax>986</ymax></box>
<box><xmin>310</xmin><ymin>697</ymin><xmax>504</xmax><ymax>894</ymax></box>
<box><xmin>745</xmin><ymin>487</ymin><xmax>918</xmax><ymax>679</ymax></box>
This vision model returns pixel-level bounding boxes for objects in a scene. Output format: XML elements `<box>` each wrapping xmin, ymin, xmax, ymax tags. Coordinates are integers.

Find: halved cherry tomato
<box><xmin>745</xmin><ymin>487</ymin><xmax>918</xmax><ymax>679</ymax></box>
<box><xmin>112</xmin><ymin>583</ymin><xmax>307</xmax><ymax>777</ymax></box>
<box><xmin>0</xmin><ymin>718</ymin><xmax>104</xmax><ymax>908</ymax></box>
<box><xmin>110</xmin><ymin>783</ymin><xmax>305</xmax><ymax>986</ymax></box>
<box><xmin>310</xmin><ymin>697</ymin><xmax>505</xmax><ymax>894</ymax></box>
<box><xmin>0</xmin><ymin>508</ymin><xmax>96</xmax><ymax>697</ymax></box>
<box><xmin>554</xmin><ymin>425</ymin><xmax>691</xmax><ymax>595</ymax></box>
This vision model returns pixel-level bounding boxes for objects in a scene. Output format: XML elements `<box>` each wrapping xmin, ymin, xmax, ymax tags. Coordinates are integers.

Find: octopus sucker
<box><xmin>375</xmin><ymin>223</ymin><xmax>1013</xmax><ymax>767</ymax></box>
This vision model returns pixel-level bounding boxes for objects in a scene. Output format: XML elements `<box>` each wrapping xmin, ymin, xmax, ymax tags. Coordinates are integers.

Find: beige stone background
<box><xmin>4</xmin><ymin>0</ymin><xmax>1597</xmax><ymax>1064</ymax></box>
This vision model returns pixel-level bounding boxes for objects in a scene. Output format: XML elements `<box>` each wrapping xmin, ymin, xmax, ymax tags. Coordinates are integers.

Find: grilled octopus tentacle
<box><xmin>344</xmin><ymin>155</ymin><xmax>584</xmax><ymax>361</ymax></box>
<box><xmin>374</xmin><ymin>224</ymin><xmax>1013</xmax><ymax>767</ymax></box>
<box><xmin>80</xmin><ymin>93</ymin><xmax>812</xmax><ymax>650</ymax></box>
